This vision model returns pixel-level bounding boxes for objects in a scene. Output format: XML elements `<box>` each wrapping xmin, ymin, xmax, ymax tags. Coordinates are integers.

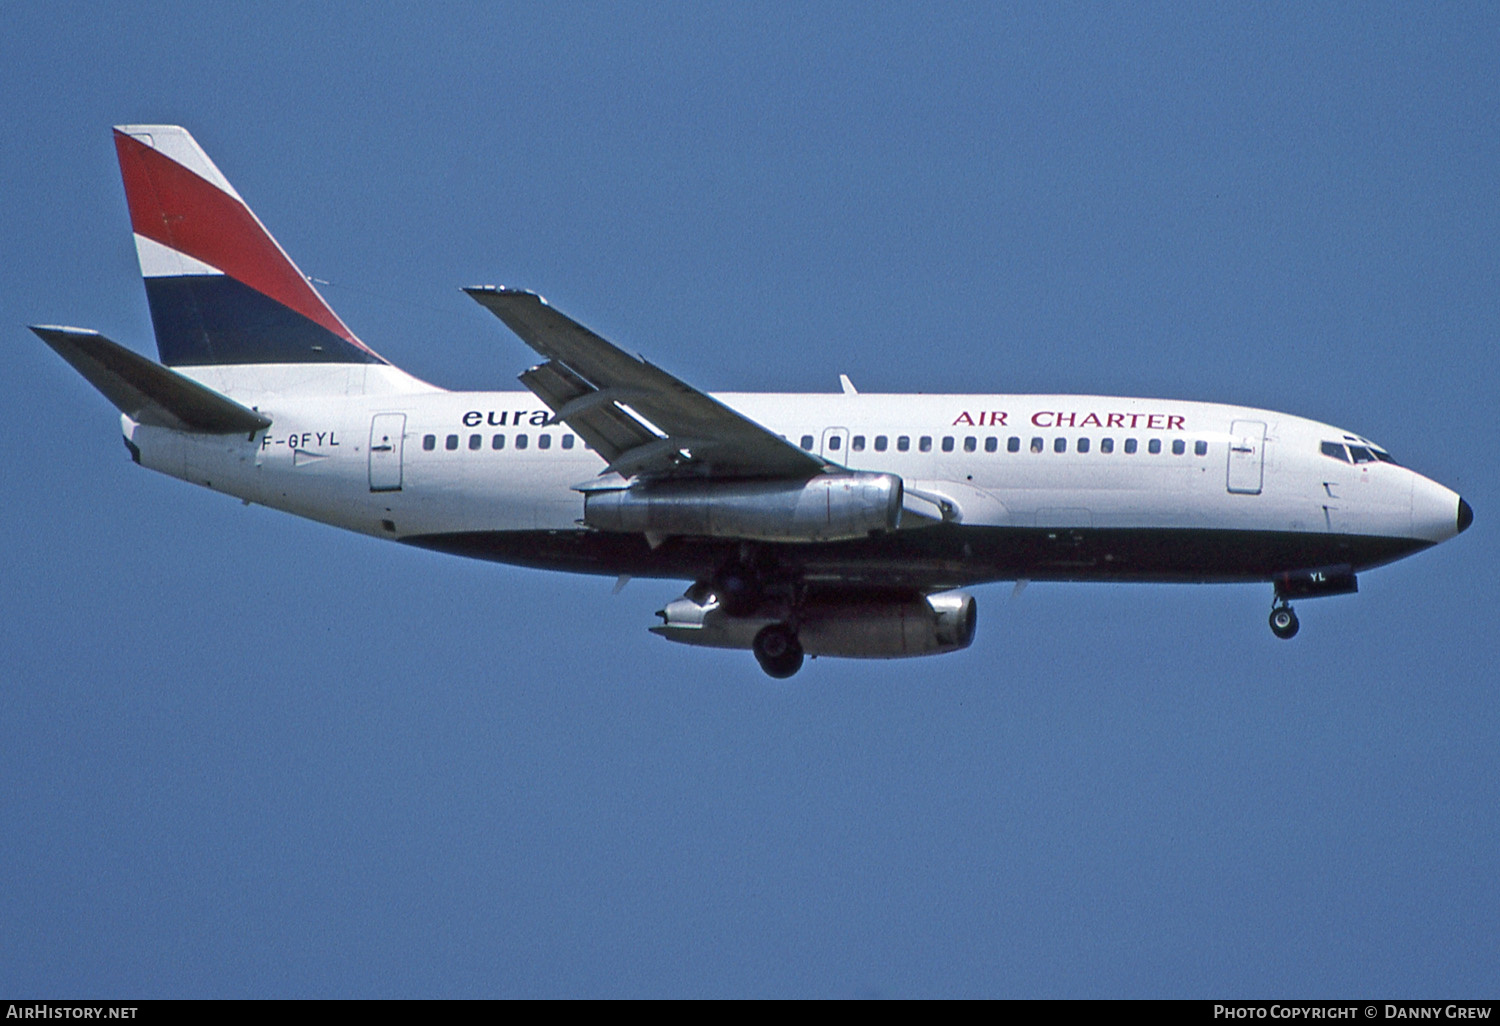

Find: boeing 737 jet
<box><xmin>33</xmin><ymin>126</ymin><xmax>1473</xmax><ymax>676</ymax></box>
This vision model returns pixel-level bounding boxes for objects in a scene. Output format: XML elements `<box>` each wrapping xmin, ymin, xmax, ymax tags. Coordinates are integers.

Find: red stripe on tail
<box><xmin>114</xmin><ymin>129</ymin><xmax>373</xmax><ymax>354</ymax></box>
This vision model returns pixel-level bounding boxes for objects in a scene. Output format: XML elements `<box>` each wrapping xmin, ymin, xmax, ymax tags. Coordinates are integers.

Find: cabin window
<box><xmin>941</xmin><ymin>436</ymin><xmax>954</xmax><ymax>452</ymax></box>
<box><xmin>919</xmin><ymin>436</ymin><xmax>933</xmax><ymax>452</ymax></box>
<box><xmin>1100</xmin><ymin>438</ymin><xmax>1114</xmax><ymax>453</ymax></box>
<box><xmin>985</xmin><ymin>437</ymin><xmax>998</xmax><ymax>453</ymax></box>
<box><xmin>1030</xmin><ymin>437</ymin><xmax>1044</xmax><ymax>453</ymax></box>
<box><xmin>446</xmin><ymin>434</ymin><xmax>459</xmax><ymax>451</ymax></box>
<box><xmin>538</xmin><ymin>434</ymin><xmax>551</xmax><ymax>449</ymax></box>
<box><xmin>1195</xmin><ymin>440</ymin><xmax>1208</xmax><ymax>456</ymax></box>
<box><xmin>1077</xmin><ymin>437</ymin><xmax>1090</xmax><ymax>453</ymax></box>
<box><xmin>515</xmin><ymin>434</ymin><xmax>528</xmax><ymax>449</ymax></box>
<box><xmin>852</xmin><ymin>435</ymin><xmax>865</xmax><ymax>451</ymax></box>
<box><xmin>423</xmin><ymin>434</ymin><xmax>436</xmax><ymax>451</ymax></box>
<box><xmin>964</xmin><ymin>436</ymin><xmax>977</xmax><ymax>452</ymax></box>
<box><xmin>828</xmin><ymin>435</ymin><xmax>841</xmax><ymax>451</ymax></box>
<box><xmin>562</xmin><ymin>435</ymin><xmax>575</xmax><ymax>449</ymax></box>
<box><xmin>897</xmin><ymin>436</ymin><xmax>910</xmax><ymax>451</ymax></box>
<box><xmin>800</xmin><ymin>435</ymin><xmax>814</xmax><ymax>450</ymax></box>
<box><xmin>1008</xmin><ymin>436</ymin><xmax>1021</xmax><ymax>453</ymax></box>
<box><xmin>466</xmin><ymin>434</ymin><xmax>480</xmax><ymax>450</ymax></box>
<box><xmin>1124</xmin><ymin>438</ymin><xmax>1138</xmax><ymax>454</ymax></box>
<box><xmin>1149</xmin><ymin>439</ymin><xmax>1162</xmax><ymax>454</ymax></box>
<box><xmin>874</xmin><ymin>435</ymin><xmax>888</xmax><ymax>452</ymax></box>
<box><xmin>1172</xmin><ymin>439</ymin><xmax>1185</xmax><ymax>455</ymax></box>
<box><xmin>1054</xmin><ymin>437</ymin><xmax>1067</xmax><ymax>453</ymax></box>
<box><xmin>492</xmin><ymin>434</ymin><xmax>505</xmax><ymax>450</ymax></box>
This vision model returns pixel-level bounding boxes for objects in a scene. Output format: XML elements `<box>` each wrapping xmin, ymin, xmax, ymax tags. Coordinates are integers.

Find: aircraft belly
<box><xmin>401</xmin><ymin>524</ymin><xmax>1431</xmax><ymax>589</ymax></box>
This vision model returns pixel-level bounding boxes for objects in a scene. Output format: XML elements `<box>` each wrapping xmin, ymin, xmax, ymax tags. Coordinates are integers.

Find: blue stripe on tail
<box><xmin>145</xmin><ymin>276</ymin><xmax>383</xmax><ymax>366</ymax></box>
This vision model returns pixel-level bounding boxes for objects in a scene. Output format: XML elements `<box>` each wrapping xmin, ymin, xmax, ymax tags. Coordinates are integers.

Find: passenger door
<box><xmin>368</xmin><ymin>413</ymin><xmax>406</xmax><ymax>492</ymax></box>
<box><xmin>1227</xmin><ymin>420</ymin><xmax>1265</xmax><ymax>495</ymax></box>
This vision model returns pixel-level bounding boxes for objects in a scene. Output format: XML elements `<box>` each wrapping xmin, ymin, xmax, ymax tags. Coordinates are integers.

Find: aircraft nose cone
<box><xmin>1458</xmin><ymin>496</ymin><xmax>1474</xmax><ymax>534</ymax></box>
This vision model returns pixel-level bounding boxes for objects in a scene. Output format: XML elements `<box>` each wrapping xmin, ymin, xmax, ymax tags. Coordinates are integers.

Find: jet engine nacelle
<box><xmin>585</xmin><ymin>473</ymin><xmax>903</xmax><ymax>543</ymax></box>
<box><xmin>652</xmin><ymin>589</ymin><xmax>977</xmax><ymax>659</ymax></box>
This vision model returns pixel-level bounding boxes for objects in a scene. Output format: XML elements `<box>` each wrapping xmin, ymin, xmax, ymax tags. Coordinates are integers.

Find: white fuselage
<box><xmin>124</xmin><ymin>364</ymin><xmax>1463</xmax><ymax>587</ymax></box>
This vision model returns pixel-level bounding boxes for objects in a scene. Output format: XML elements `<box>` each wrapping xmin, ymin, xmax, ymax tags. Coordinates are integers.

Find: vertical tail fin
<box><xmin>114</xmin><ymin>125</ymin><xmax>387</xmax><ymax>367</ymax></box>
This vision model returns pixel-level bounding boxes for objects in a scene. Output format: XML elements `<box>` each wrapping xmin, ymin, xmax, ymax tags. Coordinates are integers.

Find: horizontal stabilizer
<box><xmin>30</xmin><ymin>326</ymin><xmax>272</xmax><ymax>434</ymax></box>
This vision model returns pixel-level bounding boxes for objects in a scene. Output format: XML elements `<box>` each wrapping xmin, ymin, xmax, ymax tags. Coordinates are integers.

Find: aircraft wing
<box><xmin>466</xmin><ymin>287</ymin><xmax>827</xmax><ymax>479</ymax></box>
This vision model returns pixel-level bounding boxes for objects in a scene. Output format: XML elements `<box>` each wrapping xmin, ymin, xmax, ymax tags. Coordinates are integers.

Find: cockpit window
<box><xmin>1347</xmin><ymin>445</ymin><xmax>1375</xmax><ymax>464</ymax></box>
<box><xmin>1343</xmin><ymin>434</ymin><xmax>1399</xmax><ymax>465</ymax></box>
<box><xmin>1321</xmin><ymin>441</ymin><xmax>1349</xmax><ymax>463</ymax></box>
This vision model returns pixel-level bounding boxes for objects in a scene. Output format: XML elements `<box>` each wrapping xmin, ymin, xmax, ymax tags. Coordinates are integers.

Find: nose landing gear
<box><xmin>1269</xmin><ymin>602</ymin><xmax>1299</xmax><ymax>640</ymax></box>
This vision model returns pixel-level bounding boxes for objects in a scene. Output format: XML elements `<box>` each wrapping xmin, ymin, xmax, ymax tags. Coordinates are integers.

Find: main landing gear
<box><xmin>753</xmin><ymin>623</ymin><xmax>804</xmax><ymax>679</ymax></box>
<box><xmin>1268</xmin><ymin>602</ymin><xmax>1299</xmax><ymax>640</ymax></box>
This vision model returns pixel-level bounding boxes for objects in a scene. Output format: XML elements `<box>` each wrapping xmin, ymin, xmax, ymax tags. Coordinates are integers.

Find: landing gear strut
<box><xmin>753</xmin><ymin>624</ymin><xmax>804</xmax><ymax>678</ymax></box>
<box><xmin>1269</xmin><ymin>603</ymin><xmax>1299</xmax><ymax>640</ymax></box>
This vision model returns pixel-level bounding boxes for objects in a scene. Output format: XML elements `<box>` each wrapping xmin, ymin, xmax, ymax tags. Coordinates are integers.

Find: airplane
<box><xmin>32</xmin><ymin>125</ymin><xmax>1473</xmax><ymax>678</ymax></box>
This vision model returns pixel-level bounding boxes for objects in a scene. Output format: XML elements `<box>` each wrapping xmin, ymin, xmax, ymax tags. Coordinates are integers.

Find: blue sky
<box><xmin>2</xmin><ymin>3</ymin><xmax>1496</xmax><ymax>997</ymax></box>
